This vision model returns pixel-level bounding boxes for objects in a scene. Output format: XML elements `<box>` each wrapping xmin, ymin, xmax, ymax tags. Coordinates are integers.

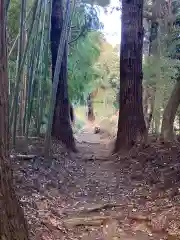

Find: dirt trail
<box><xmin>12</xmin><ymin>129</ymin><xmax>180</xmax><ymax>239</ymax></box>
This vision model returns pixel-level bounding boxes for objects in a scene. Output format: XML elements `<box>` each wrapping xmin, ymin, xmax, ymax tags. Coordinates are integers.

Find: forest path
<box><xmin>13</xmin><ymin>128</ymin><xmax>180</xmax><ymax>239</ymax></box>
<box><xmin>64</xmin><ymin>129</ymin><xmax>167</xmax><ymax>240</ymax></box>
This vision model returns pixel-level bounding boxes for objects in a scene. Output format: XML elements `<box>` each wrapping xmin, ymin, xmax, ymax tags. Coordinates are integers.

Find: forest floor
<box><xmin>12</xmin><ymin>125</ymin><xmax>180</xmax><ymax>240</ymax></box>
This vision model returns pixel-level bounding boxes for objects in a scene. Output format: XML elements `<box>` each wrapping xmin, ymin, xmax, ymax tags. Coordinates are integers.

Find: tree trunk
<box><xmin>145</xmin><ymin>0</ymin><xmax>161</xmax><ymax>130</ymax></box>
<box><xmin>154</xmin><ymin>108</ymin><xmax>161</xmax><ymax>134</ymax></box>
<box><xmin>151</xmin><ymin>117</ymin><xmax>155</xmax><ymax>133</ymax></box>
<box><xmin>18</xmin><ymin>0</ymin><xmax>27</xmax><ymax>136</ymax></box>
<box><xmin>51</xmin><ymin>0</ymin><xmax>76</xmax><ymax>151</ymax></box>
<box><xmin>114</xmin><ymin>0</ymin><xmax>147</xmax><ymax>153</ymax></box>
<box><xmin>87</xmin><ymin>93</ymin><xmax>95</xmax><ymax>122</ymax></box>
<box><xmin>0</xmin><ymin>1</ymin><xmax>29</xmax><ymax>238</ymax></box>
<box><xmin>70</xmin><ymin>104</ymin><xmax>75</xmax><ymax>124</ymax></box>
<box><xmin>160</xmin><ymin>81</ymin><xmax>180</xmax><ymax>141</ymax></box>
<box><xmin>143</xmin><ymin>85</ymin><xmax>155</xmax><ymax>130</ymax></box>
<box><xmin>143</xmin><ymin>18</ymin><xmax>150</xmax><ymax>56</ymax></box>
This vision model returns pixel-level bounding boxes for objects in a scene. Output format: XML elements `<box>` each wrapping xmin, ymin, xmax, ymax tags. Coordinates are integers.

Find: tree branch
<box><xmin>143</xmin><ymin>11</ymin><xmax>152</xmax><ymax>20</ymax></box>
<box><xmin>68</xmin><ymin>27</ymin><xmax>88</xmax><ymax>44</ymax></box>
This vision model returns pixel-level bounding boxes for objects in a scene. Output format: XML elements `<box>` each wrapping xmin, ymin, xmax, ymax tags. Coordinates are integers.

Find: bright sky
<box><xmin>98</xmin><ymin>0</ymin><xmax>121</xmax><ymax>46</ymax></box>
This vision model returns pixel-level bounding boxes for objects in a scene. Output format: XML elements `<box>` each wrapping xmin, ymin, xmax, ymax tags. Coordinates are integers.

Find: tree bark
<box><xmin>70</xmin><ymin>104</ymin><xmax>75</xmax><ymax>124</ymax></box>
<box><xmin>0</xmin><ymin>0</ymin><xmax>29</xmax><ymax>239</ymax></box>
<box><xmin>153</xmin><ymin>108</ymin><xmax>161</xmax><ymax>133</ymax></box>
<box><xmin>114</xmin><ymin>0</ymin><xmax>147</xmax><ymax>153</ymax></box>
<box><xmin>87</xmin><ymin>93</ymin><xmax>95</xmax><ymax>122</ymax></box>
<box><xmin>143</xmin><ymin>85</ymin><xmax>155</xmax><ymax>130</ymax></box>
<box><xmin>145</xmin><ymin>0</ymin><xmax>161</xmax><ymax>130</ymax></box>
<box><xmin>160</xmin><ymin>81</ymin><xmax>180</xmax><ymax>141</ymax></box>
<box><xmin>18</xmin><ymin>0</ymin><xmax>27</xmax><ymax>136</ymax></box>
<box><xmin>51</xmin><ymin>0</ymin><xmax>76</xmax><ymax>151</ymax></box>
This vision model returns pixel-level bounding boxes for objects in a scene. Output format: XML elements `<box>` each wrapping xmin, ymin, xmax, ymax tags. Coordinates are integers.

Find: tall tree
<box><xmin>87</xmin><ymin>93</ymin><xmax>95</xmax><ymax>122</ymax></box>
<box><xmin>0</xmin><ymin>0</ymin><xmax>29</xmax><ymax>238</ymax></box>
<box><xmin>160</xmin><ymin>1</ymin><xmax>180</xmax><ymax>141</ymax></box>
<box><xmin>51</xmin><ymin>0</ymin><xmax>76</xmax><ymax>151</ymax></box>
<box><xmin>114</xmin><ymin>0</ymin><xmax>147</xmax><ymax>152</ymax></box>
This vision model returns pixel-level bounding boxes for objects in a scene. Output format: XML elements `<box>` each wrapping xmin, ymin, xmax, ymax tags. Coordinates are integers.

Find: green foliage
<box><xmin>95</xmin><ymin>41</ymin><xmax>119</xmax><ymax>90</ymax></box>
<box><xmin>143</xmin><ymin>56</ymin><xmax>179</xmax><ymax>85</ymax></box>
<box><xmin>7</xmin><ymin>0</ymin><xmax>20</xmax><ymax>45</ymax></box>
<box><xmin>92</xmin><ymin>40</ymin><xmax>119</xmax><ymax>109</ymax></box>
<box><xmin>142</xmin><ymin>0</ymin><xmax>180</xmax><ymax>116</ymax></box>
<box><xmin>6</xmin><ymin>0</ymin><xmax>117</xmax><ymax>137</ymax></box>
<box><xmin>68</xmin><ymin>31</ymin><xmax>102</xmax><ymax>102</ymax></box>
<box><xmin>143</xmin><ymin>55</ymin><xmax>180</xmax><ymax>109</ymax></box>
<box><xmin>70</xmin><ymin>2</ymin><xmax>102</xmax><ymax>43</ymax></box>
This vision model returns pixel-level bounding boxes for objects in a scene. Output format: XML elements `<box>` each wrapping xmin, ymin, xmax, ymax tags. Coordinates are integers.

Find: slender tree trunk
<box><xmin>143</xmin><ymin>85</ymin><xmax>149</xmax><ymax>128</ymax></box>
<box><xmin>87</xmin><ymin>93</ymin><xmax>95</xmax><ymax>122</ymax></box>
<box><xmin>51</xmin><ymin>0</ymin><xmax>76</xmax><ymax>151</ymax></box>
<box><xmin>160</xmin><ymin>81</ymin><xmax>180</xmax><ymax>141</ymax></box>
<box><xmin>70</xmin><ymin>104</ymin><xmax>75</xmax><ymax>124</ymax></box>
<box><xmin>143</xmin><ymin>18</ymin><xmax>150</xmax><ymax>56</ymax></box>
<box><xmin>19</xmin><ymin>0</ymin><xmax>27</xmax><ymax>136</ymax></box>
<box><xmin>0</xmin><ymin>0</ymin><xmax>29</xmax><ymax>238</ymax></box>
<box><xmin>154</xmin><ymin>109</ymin><xmax>161</xmax><ymax>134</ymax></box>
<box><xmin>149</xmin><ymin>3</ymin><xmax>159</xmax><ymax>56</ymax></box>
<box><xmin>114</xmin><ymin>0</ymin><xmax>147</xmax><ymax>153</ymax></box>
<box><xmin>145</xmin><ymin>0</ymin><xmax>161</xmax><ymax>129</ymax></box>
<box><xmin>151</xmin><ymin>117</ymin><xmax>155</xmax><ymax>133</ymax></box>
<box><xmin>143</xmin><ymin>85</ymin><xmax>155</xmax><ymax>130</ymax></box>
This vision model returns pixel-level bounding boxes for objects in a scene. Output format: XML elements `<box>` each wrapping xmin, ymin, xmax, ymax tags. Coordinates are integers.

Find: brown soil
<box><xmin>12</xmin><ymin>130</ymin><xmax>180</xmax><ymax>239</ymax></box>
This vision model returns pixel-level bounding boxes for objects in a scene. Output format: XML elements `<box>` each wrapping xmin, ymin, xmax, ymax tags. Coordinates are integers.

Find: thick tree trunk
<box><xmin>51</xmin><ymin>0</ymin><xmax>76</xmax><ymax>151</ymax></box>
<box><xmin>0</xmin><ymin>1</ymin><xmax>29</xmax><ymax>239</ymax></box>
<box><xmin>87</xmin><ymin>93</ymin><xmax>95</xmax><ymax>122</ymax></box>
<box><xmin>114</xmin><ymin>0</ymin><xmax>147</xmax><ymax>153</ymax></box>
<box><xmin>160</xmin><ymin>81</ymin><xmax>180</xmax><ymax>141</ymax></box>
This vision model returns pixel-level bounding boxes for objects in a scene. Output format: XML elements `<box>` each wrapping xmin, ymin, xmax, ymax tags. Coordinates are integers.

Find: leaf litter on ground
<box><xmin>11</xmin><ymin>133</ymin><xmax>180</xmax><ymax>239</ymax></box>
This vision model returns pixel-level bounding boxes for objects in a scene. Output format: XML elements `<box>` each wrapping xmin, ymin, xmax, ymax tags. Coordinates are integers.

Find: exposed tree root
<box><xmin>63</xmin><ymin>212</ymin><xmax>152</xmax><ymax>229</ymax></box>
<box><xmin>77</xmin><ymin>202</ymin><xmax>123</xmax><ymax>213</ymax></box>
<box><xmin>63</xmin><ymin>215</ymin><xmax>116</xmax><ymax>228</ymax></box>
<box><xmin>10</xmin><ymin>154</ymin><xmax>37</xmax><ymax>160</ymax></box>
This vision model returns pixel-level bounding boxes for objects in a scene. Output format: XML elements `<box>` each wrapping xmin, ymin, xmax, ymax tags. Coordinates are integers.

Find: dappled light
<box><xmin>1</xmin><ymin>0</ymin><xmax>180</xmax><ymax>239</ymax></box>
